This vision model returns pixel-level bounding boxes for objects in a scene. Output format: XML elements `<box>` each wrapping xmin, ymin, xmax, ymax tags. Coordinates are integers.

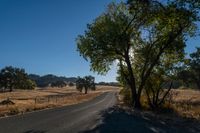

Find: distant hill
<box><xmin>28</xmin><ymin>74</ymin><xmax>77</xmax><ymax>87</ymax></box>
<box><xmin>97</xmin><ymin>82</ymin><xmax>120</xmax><ymax>87</ymax></box>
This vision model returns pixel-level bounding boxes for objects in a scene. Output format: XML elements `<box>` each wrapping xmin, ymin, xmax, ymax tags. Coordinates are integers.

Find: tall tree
<box><xmin>77</xmin><ymin>1</ymin><xmax>199</xmax><ymax>108</ymax></box>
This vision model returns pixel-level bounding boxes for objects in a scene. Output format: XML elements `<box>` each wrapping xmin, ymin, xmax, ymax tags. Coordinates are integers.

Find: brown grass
<box><xmin>170</xmin><ymin>89</ymin><xmax>200</xmax><ymax>120</ymax></box>
<box><xmin>119</xmin><ymin>88</ymin><xmax>200</xmax><ymax>120</ymax></box>
<box><xmin>0</xmin><ymin>86</ymin><xmax>120</xmax><ymax>117</ymax></box>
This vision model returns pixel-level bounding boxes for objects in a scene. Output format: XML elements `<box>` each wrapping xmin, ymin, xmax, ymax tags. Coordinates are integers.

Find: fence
<box><xmin>34</xmin><ymin>94</ymin><xmax>77</xmax><ymax>104</ymax></box>
<box><xmin>0</xmin><ymin>93</ymin><xmax>78</xmax><ymax>106</ymax></box>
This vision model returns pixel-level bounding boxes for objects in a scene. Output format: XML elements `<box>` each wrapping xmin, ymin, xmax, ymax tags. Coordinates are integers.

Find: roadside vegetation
<box><xmin>76</xmin><ymin>0</ymin><xmax>200</xmax><ymax>120</ymax></box>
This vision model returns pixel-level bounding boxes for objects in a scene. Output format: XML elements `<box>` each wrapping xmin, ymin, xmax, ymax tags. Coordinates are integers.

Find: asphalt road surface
<box><xmin>0</xmin><ymin>92</ymin><xmax>117</xmax><ymax>133</ymax></box>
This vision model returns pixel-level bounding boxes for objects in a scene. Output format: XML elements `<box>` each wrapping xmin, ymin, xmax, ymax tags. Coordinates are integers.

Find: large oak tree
<box><xmin>76</xmin><ymin>0</ymin><xmax>199</xmax><ymax>108</ymax></box>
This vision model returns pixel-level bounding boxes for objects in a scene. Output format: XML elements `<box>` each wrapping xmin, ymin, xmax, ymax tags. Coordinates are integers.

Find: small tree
<box><xmin>76</xmin><ymin>76</ymin><xmax>95</xmax><ymax>94</ymax></box>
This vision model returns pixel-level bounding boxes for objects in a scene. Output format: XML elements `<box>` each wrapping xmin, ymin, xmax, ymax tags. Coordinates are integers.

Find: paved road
<box><xmin>0</xmin><ymin>92</ymin><xmax>117</xmax><ymax>133</ymax></box>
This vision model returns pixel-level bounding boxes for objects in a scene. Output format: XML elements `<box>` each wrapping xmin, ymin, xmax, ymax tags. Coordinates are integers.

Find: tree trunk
<box><xmin>124</xmin><ymin>52</ymin><xmax>141</xmax><ymax>108</ymax></box>
<box><xmin>85</xmin><ymin>87</ymin><xmax>88</xmax><ymax>94</ymax></box>
<box><xmin>134</xmin><ymin>94</ymin><xmax>141</xmax><ymax>108</ymax></box>
<box><xmin>196</xmin><ymin>81</ymin><xmax>200</xmax><ymax>90</ymax></box>
<box><xmin>9</xmin><ymin>85</ymin><xmax>13</xmax><ymax>92</ymax></box>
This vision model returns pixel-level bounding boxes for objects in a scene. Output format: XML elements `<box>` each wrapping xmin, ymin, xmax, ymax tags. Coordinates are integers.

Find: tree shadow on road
<box><xmin>23</xmin><ymin>130</ymin><xmax>46</xmax><ymax>133</ymax></box>
<box><xmin>80</xmin><ymin>106</ymin><xmax>200</xmax><ymax>133</ymax></box>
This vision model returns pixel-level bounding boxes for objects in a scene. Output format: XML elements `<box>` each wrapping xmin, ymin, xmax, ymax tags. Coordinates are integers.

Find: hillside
<box><xmin>28</xmin><ymin>74</ymin><xmax>77</xmax><ymax>87</ymax></box>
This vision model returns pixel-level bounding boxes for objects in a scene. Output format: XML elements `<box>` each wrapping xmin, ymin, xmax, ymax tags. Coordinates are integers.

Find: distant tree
<box><xmin>0</xmin><ymin>66</ymin><xmax>16</xmax><ymax>92</ymax></box>
<box><xmin>76</xmin><ymin>77</ymin><xmax>84</xmax><ymax>92</ymax></box>
<box><xmin>76</xmin><ymin>76</ymin><xmax>95</xmax><ymax>94</ymax></box>
<box><xmin>51</xmin><ymin>81</ymin><xmax>67</xmax><ymax>88</ymax></box>
<box><xmin>176</xmin><ymin>68</ymin><xmax>192</xmax><ymax>87</ymax></box>
<box><xmin>188</xmin><ymin>47</ymin><xmax>200</xmax><ymax>89</ymax></box>
<box><xmin>68</xmin><ymin>82</ymin><xmax>74</xmax><ymax>87</ymax></box>
<box><xmin>22</xmin><ymin>79</ymin><xmax>36</xmax><ymax>90</ymax></box>
<box><xmin>0</xmin><ymin>66</ymin><xmax>35</xmax><ymax>92</ymax></box>
<box><xmin>175</xmin><ymin>47</ymin><xmax>200</xmax><ymax>89</ymax></box>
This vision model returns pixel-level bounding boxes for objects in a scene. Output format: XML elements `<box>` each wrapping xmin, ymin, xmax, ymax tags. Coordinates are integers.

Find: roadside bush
<box><xmin>145</xmin><ymin>73</ymin><xmax>173</xmax><ymax>110</ymax></box>
<box><xmin>119</xmin><ymin>88</ymin><xmax>132</xmax><ymax>106</ymax></box>
<box><xmin>9</xmin><ymin>107</ymin><xmax>19</xmax><ymax>115</ymax></box>
<box><xmin>0</xmin><ymin>98</ymin><xmax>15</xmax><ymax>105</ymax></box>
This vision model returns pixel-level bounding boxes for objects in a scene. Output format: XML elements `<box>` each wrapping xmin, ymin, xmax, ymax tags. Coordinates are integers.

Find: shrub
<box><xmin>119</xmin><ymin>88</ymin><xmax>132</xmax><ymax>106</ymax></box>
<box><xmin>9</xmin><ymin>107</ymin><xmax>19</xmax><ymax>115</ymax></box>
<box><xmin>0</xmin><ymin>98</ymin><xmax>15</xmax><ymax>105</ymax></box>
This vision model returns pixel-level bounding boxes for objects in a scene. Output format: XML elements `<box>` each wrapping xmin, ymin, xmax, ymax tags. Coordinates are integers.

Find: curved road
<box><xmin>0</xmin><ymin>92</ymin><xmax>117</xmax><ymax>133</ymax></box>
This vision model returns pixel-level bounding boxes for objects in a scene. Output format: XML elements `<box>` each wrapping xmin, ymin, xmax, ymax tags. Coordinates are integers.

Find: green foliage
<box><xmin>77</xmin><ymin>2</ymin><xmax>136</xmax><ymax>74</ymax></box>
<box><xmin>76</xmin><ymin>76</ymin><xmax>95</xmax><ymax>94</ymax></box>
<box><xmin>0</xmin><ymin>66</ymin><xmax>35</xmax><ymax>91</ymax></box>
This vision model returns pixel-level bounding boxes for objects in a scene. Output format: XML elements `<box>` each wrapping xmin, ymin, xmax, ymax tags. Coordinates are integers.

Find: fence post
<box><xmin>35</xmin><ymin>97</ymin><xmax>37</xmax><ymax>105</ymax></box>
<box><xmin>48</xmin><ymin>96</ymin><xmax>50</xmax><ymax>103</ymax></box>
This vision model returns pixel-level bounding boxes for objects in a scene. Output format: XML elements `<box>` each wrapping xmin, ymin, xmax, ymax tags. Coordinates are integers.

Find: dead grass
<box><xmin>119</xmin><ymin>88</ymin><xmax>200</xmax><ymax>120</ymax></box>
<box><xmin>0</xmin><ymin>86</ymin><xmax>120</xmax><ymax>117</ymax></box>
<box><xmin>170</xmin><ymin>89</ymin><xmax>200</xmax><ymax>120</ymax></box>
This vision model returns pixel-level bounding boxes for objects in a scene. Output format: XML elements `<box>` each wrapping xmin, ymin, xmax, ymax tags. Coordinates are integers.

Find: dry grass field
<box><xmin>170</xmin><ymin>89</ymin><xmax>200</xmax><ymax>119</ymax></box>
<box><xmin>0</xmin><ymin>86</ymin><xmax>119</xmax><ymax>117</ymax></box>
<box><xmin>119</xmin><ymin>88</ymin><xmax>200</xmax><ymax>120</ymax></box>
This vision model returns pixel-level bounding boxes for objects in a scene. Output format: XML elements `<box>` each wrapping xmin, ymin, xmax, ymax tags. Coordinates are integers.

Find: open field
<box><xmin>119</xmin><ymin>88</ymin><xmax>200</xmax><ymax>120</ymax></box>
<box><xmin>0</xmin><ymin>86</ymin><xmax>119</xmax><ymax>117</ymax></box>
<box><xmin>170</xmin><ymin>89</ymin><xmax>200</xmax><ymax>119</ymax></box>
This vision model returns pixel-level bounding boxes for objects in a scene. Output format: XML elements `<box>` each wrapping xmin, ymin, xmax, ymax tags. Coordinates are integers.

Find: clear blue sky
<box><xmin>0</xmin><ymin>0</ymin><xmax>199</xmax><ymax>82</ymax></box>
